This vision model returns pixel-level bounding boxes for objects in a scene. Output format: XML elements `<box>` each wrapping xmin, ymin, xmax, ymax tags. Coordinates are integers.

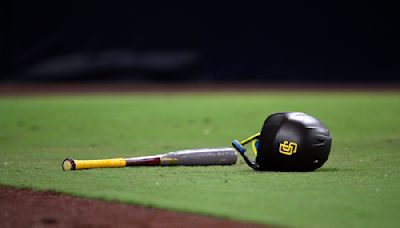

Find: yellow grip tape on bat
<box><xmin>63</xmin><ymin>158</ymin><xmax>126</xmax><ymax>170</ymax></box>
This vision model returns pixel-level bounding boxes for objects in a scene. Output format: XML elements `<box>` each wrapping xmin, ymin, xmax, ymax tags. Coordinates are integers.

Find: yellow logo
<box><xmin>279</xmin><ymin>141</ymin><xmax>298</xmax><ymax>155</ymax></box>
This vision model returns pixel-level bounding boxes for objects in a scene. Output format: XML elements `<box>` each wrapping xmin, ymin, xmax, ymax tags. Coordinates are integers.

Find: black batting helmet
<box><xmin>232</xmin><ymin>112</ymin><xmax>332</xmax><ymax>171</ymax></box>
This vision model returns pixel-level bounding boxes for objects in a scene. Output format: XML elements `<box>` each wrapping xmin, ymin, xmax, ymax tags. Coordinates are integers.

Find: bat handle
<box><xmin>62</xmin><ymin>158</ymin><xmax>126</xmax><ymax>171</ymax></box>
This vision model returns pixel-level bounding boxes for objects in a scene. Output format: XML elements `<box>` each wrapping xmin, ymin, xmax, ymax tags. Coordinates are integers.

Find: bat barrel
<box><xmin>160</xmin><ymin>147</ymin><xmax>237</xmax><ymax>166</ymax></box>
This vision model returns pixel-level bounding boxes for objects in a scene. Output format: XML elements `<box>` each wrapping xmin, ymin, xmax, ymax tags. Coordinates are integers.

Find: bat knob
<box><xmin>62</xmin><ymin>158</ymin><xmax>76</xmax><ymax>171</ymax></box>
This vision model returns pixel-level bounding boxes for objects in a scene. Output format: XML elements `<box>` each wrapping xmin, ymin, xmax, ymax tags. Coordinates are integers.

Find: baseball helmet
<box><xmin>232</xmin><ymin>112</ymin><xmax>332</xmax><ymax>171</ymax></box>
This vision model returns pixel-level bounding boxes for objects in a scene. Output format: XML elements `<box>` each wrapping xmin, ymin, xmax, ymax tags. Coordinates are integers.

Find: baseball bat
<box><xmin>62</xmin><ymin>147</ymin><xmax>237</xmax><ymax>171</ymax></box>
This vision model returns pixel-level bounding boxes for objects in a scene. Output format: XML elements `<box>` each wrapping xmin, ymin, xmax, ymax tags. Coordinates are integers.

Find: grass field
<box><xmin>0</xmin><ymin>92</ymin><xmax>399</xmax><ymax>227</ymax></box>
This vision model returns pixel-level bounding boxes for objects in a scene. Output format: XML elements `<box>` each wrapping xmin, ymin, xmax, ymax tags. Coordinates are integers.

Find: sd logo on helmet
<box><xmin>232</xmin><ymin>112</ymin><xmax>332</xmax><ymax>171</ymax></box>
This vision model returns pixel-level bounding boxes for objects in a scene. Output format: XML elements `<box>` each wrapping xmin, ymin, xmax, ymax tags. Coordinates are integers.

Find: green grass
<box><xmin>0</xmin><ymin>92</ymin><xmax>399</xmax><ymax>227</ymax></box>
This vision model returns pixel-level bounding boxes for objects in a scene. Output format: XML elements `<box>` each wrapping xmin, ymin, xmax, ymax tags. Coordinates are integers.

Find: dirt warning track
<box><xmin>0</xmin><ymin>186</ymin><xmax>269</xmax><ymax>228</ymax></box>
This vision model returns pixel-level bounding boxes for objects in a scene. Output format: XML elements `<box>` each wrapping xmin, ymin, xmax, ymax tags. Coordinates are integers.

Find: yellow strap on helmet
<box><xmin>252</xmin><ymin>139</ymin><xmax>258</xmax><ymax>156</ymax></box>
<box><xmin>238</xmin><ymin>132</ymin><xmax>260</xmax><ymax>156</ymax></box>
<box><xmin>240</xmin><ymin>132</ymin><xmax>260</xmax><ymax>145</ymax></box>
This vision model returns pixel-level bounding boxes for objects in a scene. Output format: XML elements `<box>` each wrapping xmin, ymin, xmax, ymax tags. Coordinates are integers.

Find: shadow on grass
<box><xmin>238</xmin><ymin>167</ymin><xmax>352</xmax><ymax>174</ymax></box>
<box><xmin>315</xmin><ymin>167</ymin><xmax>353</xmax><ymax>172</ymax></box>
<box><xmin>315</xmin><ymin>168</ymin><xmax>340</xmax><ymax>172</ymax></box>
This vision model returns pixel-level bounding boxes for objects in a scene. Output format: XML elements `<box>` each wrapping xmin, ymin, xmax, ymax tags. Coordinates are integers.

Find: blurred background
<box><xmin>2</xmin><ymin>2</ymin><xmax>399</xmax><ymax>84</ymax></box>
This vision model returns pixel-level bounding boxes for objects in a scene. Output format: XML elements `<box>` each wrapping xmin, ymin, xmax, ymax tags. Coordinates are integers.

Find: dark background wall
<box><xmin>3</xmin><ymin>2</ymin><xmax>399</xmax><ymax>82</ymax></box>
